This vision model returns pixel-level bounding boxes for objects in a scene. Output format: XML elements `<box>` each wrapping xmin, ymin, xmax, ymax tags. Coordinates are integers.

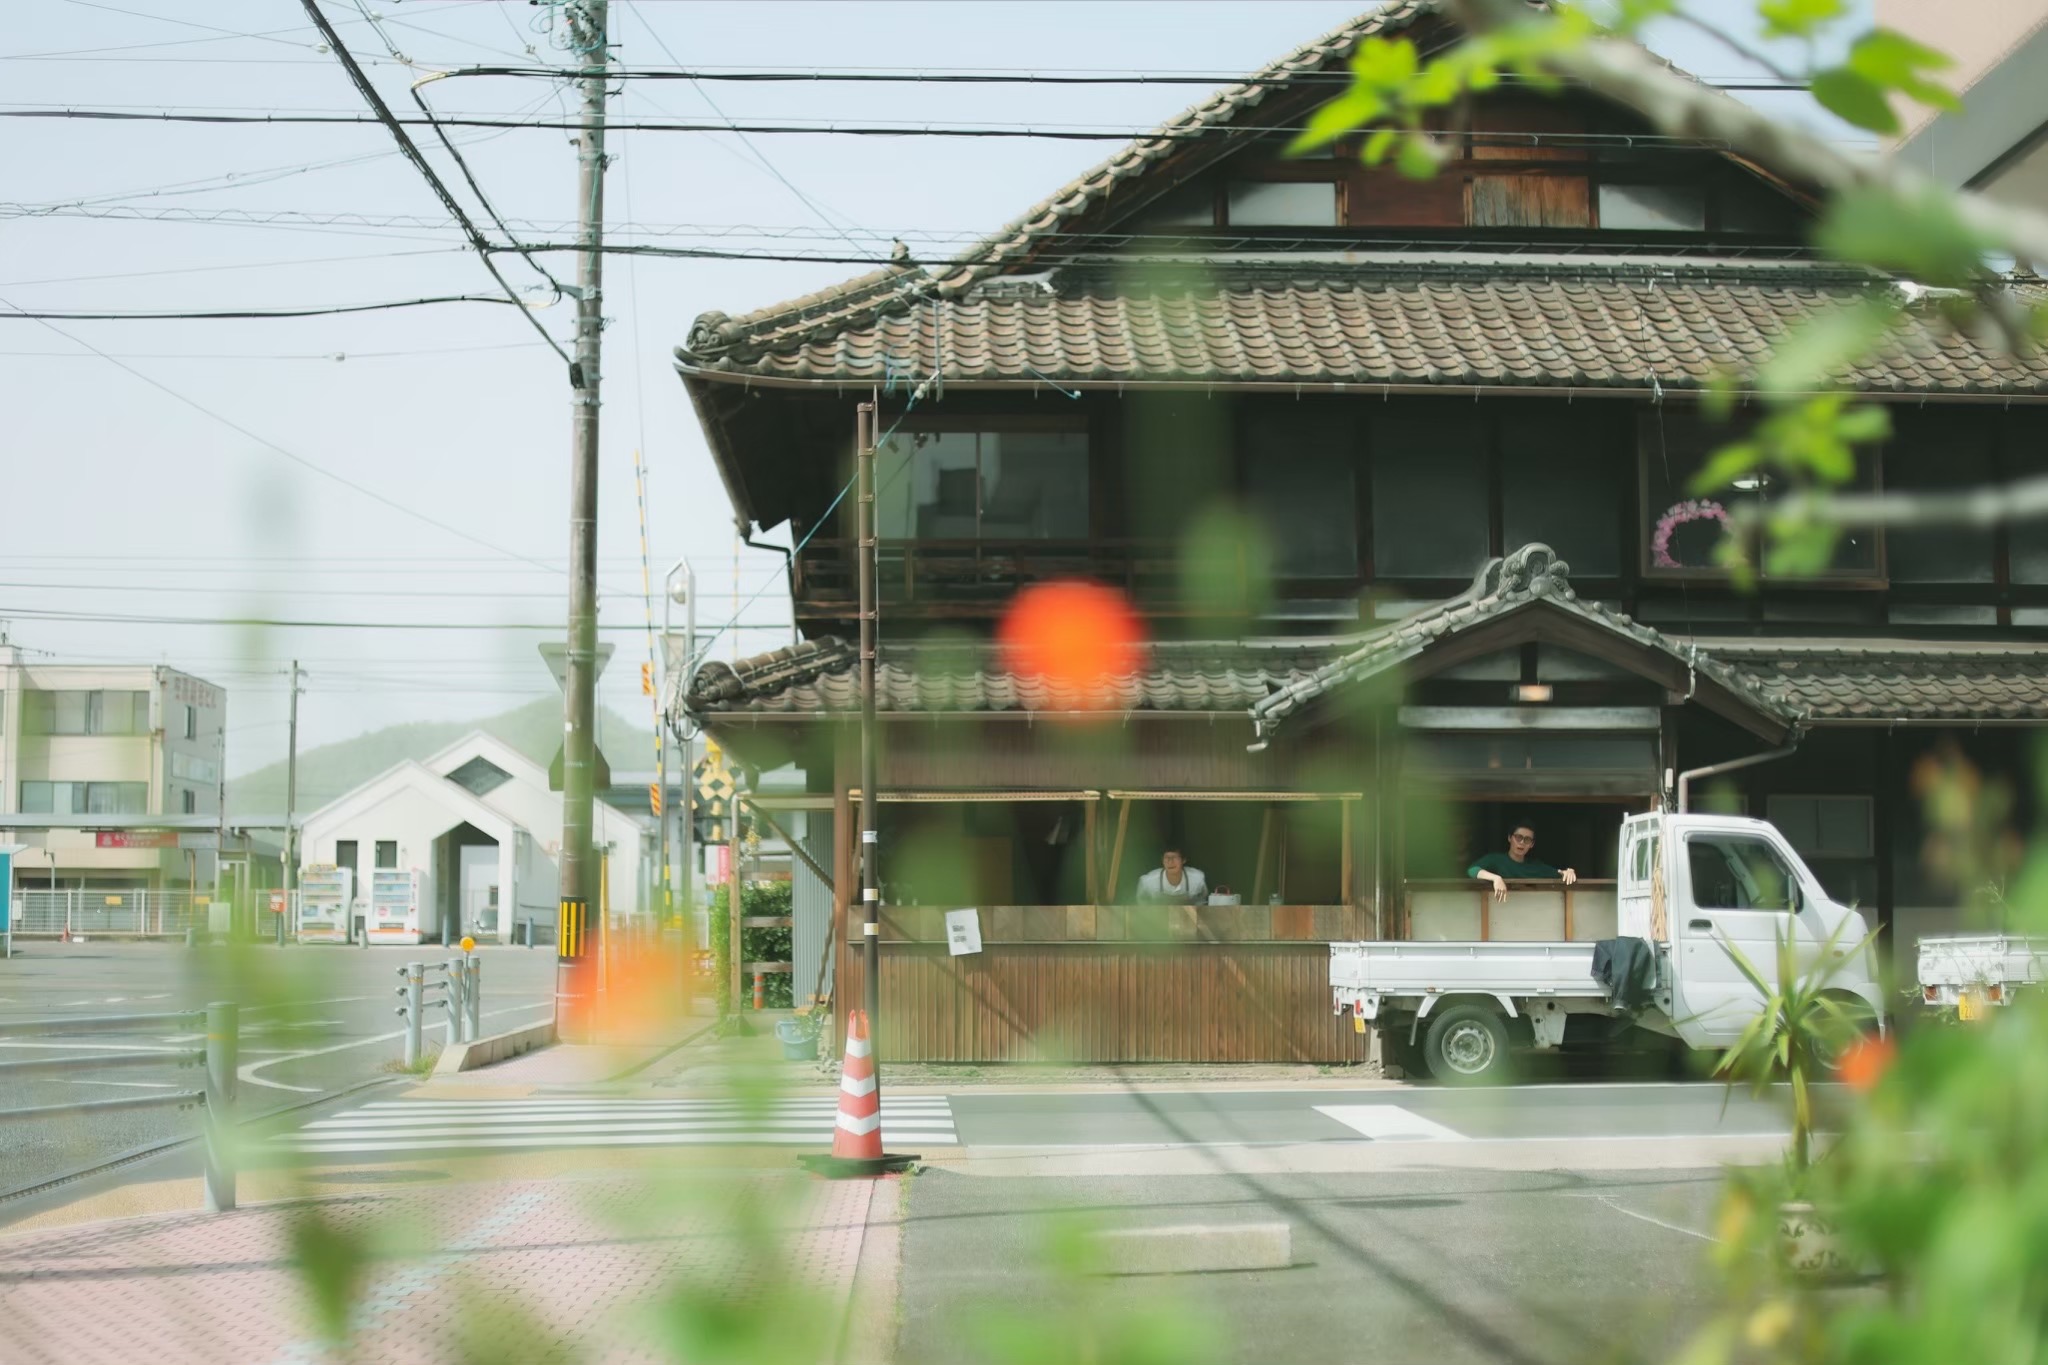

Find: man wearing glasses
<box><xmin>1467</xmin><ymin>823</ymin><xmax>1578</xmax><ymax>902</ymax></box>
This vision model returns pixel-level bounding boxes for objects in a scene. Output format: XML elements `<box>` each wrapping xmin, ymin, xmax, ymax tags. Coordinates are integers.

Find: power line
<box><xmin>0</xmin><ymin>245</ymin><xmax>464</xmax><ymax>289</ymax></box>
<box><xmin>0</xmin><ymin>606</ymin><xmax>756</xmax><ymax>632</ymax></box>
<box><xmin>0</xmin><ymin>294</ymin><xmax>521</xmax><ymax>321</ymax></box>
<box><xmin>295</xmin><ymin>0</ymin><xmax>571</xmax><ymax>367</ymax></box>
<box><xmin>0</xmin><ymin>293</ymin><xmax>576</xmax><ymax>579</ymax></box>
<box><xmin>0</xmin><ymin>340</ymin><xmax>552</xmax><ymax>361</ymax></box>
<box><xmin>0</xmin><ymin>108</ymin><xmax>1794</xmax><ymax>146</ymax></box>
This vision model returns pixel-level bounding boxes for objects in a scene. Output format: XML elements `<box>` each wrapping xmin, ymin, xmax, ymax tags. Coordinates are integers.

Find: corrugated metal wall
<box><xmin>790</xmin><ymin>810</ymin><xmax>834</xmax><ymax>1007</ymax></box>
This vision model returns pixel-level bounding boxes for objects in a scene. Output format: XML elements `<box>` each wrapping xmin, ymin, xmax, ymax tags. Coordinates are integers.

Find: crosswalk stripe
<box><xmin>1313</xmin><ymin>1104</ymin><xmax>1469</xmax><ymax>1142</ymax></box>
<box><xmin>273</xmin><ymin>1095</ymin><xmax>960</xmax><ymax>1152</ymax></box>
<box><xmin>281</xmin><ymin>1132</ymin><xmax>948</xmax><ymax>1154</ymax></box>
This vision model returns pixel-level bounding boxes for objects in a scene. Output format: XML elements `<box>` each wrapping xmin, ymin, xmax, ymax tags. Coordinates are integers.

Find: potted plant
<box><xmin>1712</xmin><ymin>918</ymin><xmax>1881</xmax><ymax>1276</ymax></box>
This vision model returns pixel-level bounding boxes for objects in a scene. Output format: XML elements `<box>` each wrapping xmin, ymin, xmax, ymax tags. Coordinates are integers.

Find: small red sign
<box><xmin>269</xmin><ymin>893</ymin><xmax>287</xmax><ymax>914</ymax></box>
<box><xmin>95</xmin><ymin>831</ymin><xmax>178</xmax><ymax>849</ymax></box>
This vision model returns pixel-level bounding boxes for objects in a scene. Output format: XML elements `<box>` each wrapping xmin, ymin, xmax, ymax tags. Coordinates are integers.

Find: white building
<box><xmin>0</xmin><ymin>638</ymin><xmax>227</xmax><ymax>892</ymax></box>
<box><xmin>299</xmin><ymin>730</ymin><xmax>651</xmax><ymax>945</ymax></box>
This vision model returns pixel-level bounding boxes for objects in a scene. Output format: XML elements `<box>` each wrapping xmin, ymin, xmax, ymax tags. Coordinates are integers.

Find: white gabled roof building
<box><xmin>299</xmin><ymin>731</ymin><xmax>651</xmax><ymax>945</ymax></box>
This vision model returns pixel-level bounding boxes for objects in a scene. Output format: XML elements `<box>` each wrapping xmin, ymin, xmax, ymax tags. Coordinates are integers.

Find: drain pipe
<box><xmin>1676</xmin><ymin>740</ymin><xmax>1800</xmax><ymax>813</ymax></box>
<box><xmin>739</xmin><ymin>519</ymin><xmax>797</xmax><ymax>646</ymax></box>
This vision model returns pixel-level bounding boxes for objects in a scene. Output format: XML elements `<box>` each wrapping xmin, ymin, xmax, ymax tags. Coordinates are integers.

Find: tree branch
<box><xmin>1456</xmin><ymin>0</ymin><xmax>2048</xmax><ymax>269</ymax></box>
<box><xmin>1734</xmin><ymin>474</ymin><xmax>2048</xmax><ymax>531</ymax></box>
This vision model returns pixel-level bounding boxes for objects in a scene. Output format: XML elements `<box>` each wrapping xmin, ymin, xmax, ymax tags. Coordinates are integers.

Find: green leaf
<box><xmin>1396</xmin><ymin>132</ymin><xmax>1445</xmax><ymax>180</ymax></box>
<box><xmin>1811</xmin><ymin>67</ymin><xmax>1900</xmax><ymax>134</ymax></box>
<box><xmin>1849</xmin><ymin>28</ymin><xmax>1961</xmax><ymax>112</ymax></box>
<box><xmin>1289</xmin><ymin>87</ymin><xmax>1383</xmax><ymax>155</ymax></box>
<box><xmin>1818</xmin><ymin>186</ymin><xmax>1997</xmax><ymax>286</ymax></box>
<box><xmin>1349</xmin><ymin>35</ymin><xmax>1419</xmax><ymax>88</ymax></box>
<box><xmin>1758</xmin><ymin>0</ymin><xmax>1845</xmax><ymax>39</ymax></box>
<box><xmin>1751</xmin><ymin>298</ymin><xmax>1900</xmax><ymax>398</ymax></box>
<box><xmin>1689</xmin><ymin>441</ymin><xmax>1764</xmax><ymax>495</ymax></box>
<box><xmin>1362</xmin><ymin>127</ymin><xmax>1399</xmax><ymax>165</ymax></box>
<box><xmin>1834</xmin><ymin>403</ymin><xmax>1892</xmax><ymax>444</ymax></box>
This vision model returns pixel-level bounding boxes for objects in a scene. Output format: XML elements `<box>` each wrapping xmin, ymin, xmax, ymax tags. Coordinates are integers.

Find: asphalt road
<box><xmin>0</xmin><ymin>940</ymin><xmax>555</xmax><ymax>1194</ymax></box>
<box><xmin>899</xmin><ymin>1166</ymin><xmax>1729</xmax><ymax>1365</ymax></box>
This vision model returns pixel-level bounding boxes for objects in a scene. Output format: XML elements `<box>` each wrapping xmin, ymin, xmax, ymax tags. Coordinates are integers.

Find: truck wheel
<box><xmin>1424</xmin><ymin>1005</ymin><xmax>1512</xmax><ymax>1085</ymax></box>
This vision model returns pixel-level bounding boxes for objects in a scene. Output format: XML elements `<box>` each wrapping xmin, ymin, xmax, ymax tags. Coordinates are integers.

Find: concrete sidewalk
<box><xmin>0</xmin><ymin>1168</ymin><xmax>892</xmax><ymax>1365</ymax></box>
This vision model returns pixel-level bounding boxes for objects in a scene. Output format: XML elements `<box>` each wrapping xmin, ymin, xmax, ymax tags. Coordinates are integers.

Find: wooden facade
<box><xmin>681</xmin><ymin>7</ymin><xmax>2048</xmax><ymax>1062</ymax></box>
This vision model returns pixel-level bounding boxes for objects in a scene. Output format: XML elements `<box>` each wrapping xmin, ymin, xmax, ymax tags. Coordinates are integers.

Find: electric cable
<box><xmin>295</xmin><ymin>0</ymin><xmax>570</xmax><ymax>366</ymax></box>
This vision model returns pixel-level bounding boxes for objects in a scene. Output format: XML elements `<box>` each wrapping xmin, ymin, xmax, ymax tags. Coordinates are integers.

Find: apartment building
<box><xmin>0</xmin><ymin>637</ymin><xmax>228</xmax><ymax>891</ymax></box>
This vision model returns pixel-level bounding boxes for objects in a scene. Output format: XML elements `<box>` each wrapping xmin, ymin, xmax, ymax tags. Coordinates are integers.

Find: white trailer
<box><xmin>1332</xmin><ymin>812</ymin><xmax>1886</xmax><ymax>1083</ymax></box>
<box><xmin>1916</xmin><ymin>933</ymin><xmax>2048</xmax><ymax>1013</ymax></box>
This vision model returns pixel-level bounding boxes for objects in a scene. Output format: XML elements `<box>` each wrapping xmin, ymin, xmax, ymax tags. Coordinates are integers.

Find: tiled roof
<box><xmin>1245</xmin><ymin>543</ymin><xmax>1799</xmax><ymax>736</ymax></box>
<box><xmin>682</xmin><ymin>259</ymin><xmax>2048</xmax><ymax>396</ymax></box>
<box><xmin>1715</xmin><ymin>646</ymin><xmax>2048</xmax><ymax>722</ymax></box>
<box><xmin>685</xmin><ymin>567</ymin><xmax>2048</xmax><ymax>728</ymax></box>
<box><xmin>680</xmin><ymin>2</ymin><xmax>1438</xmax><ymax>361</ymax></box>
<box><xmin>686</xmin><ymin>635</ymin><xmax>1332</xmax><ymax>716</ymax></box>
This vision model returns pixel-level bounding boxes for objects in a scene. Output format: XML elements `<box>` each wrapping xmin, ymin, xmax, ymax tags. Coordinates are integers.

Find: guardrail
<box><xmin>0</xmin><ymin>1004</ymin><xmax>238</xmax><ymax>1211</ymax></box>
<box><xmin>9</xmin><ymin>890</ymin><xmax>214</xmax><ymax>939</ymax></box>
<box><xmin>394</xmin><ymin>953</ymin><xmax>483</xmax><ymax>1069</ymax></box>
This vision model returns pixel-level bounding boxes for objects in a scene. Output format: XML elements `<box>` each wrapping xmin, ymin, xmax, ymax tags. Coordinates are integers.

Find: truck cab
<box><xmin>1332</xmin><ymin>812</ymin><xmax>1885</xmax><ymax>1081</ymax></box>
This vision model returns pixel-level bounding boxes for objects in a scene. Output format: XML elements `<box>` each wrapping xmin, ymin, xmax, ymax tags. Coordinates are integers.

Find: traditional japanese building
<box><xmin>674</xmin><ymin>0</ymin><xmax>2048</xmax><ymax>1062</ymax></box>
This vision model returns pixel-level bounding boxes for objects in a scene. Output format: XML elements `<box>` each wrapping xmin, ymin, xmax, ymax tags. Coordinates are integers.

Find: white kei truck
<box><xmin>1331</xmin><ymin>812</ymin><xmax>1888</xmax><ymax>1083</ymax></box>
<box><xmin>1916</xmin><ymin>934</ymin><xmax>2048</xmax><ymax>1014</ymax></box>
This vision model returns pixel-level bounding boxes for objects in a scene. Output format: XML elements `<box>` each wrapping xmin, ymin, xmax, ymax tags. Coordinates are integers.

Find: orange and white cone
<box><xmin>832</xmin><ymin>1009</ymin><xmax>883</xmax><ymax>1161</ymax></box>
<box><xmin>800</xmin><ymin>1008</ymin><xmax>917</xmax><ymax>1178</ymax></box>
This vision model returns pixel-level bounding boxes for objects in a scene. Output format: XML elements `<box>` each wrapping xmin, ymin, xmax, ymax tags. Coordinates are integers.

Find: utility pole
<box><xmin>856</xmin><ymin>402</ymin><xmax>881</xmax><ymax>1048</ymax></box>
<box><xmin>281</xmin><ymin>661</ymin><xmax>301</xmax><ymax>948</ymax></box>
<box><xmin>557</xmin><ymin>0</ymin><xmax>609</xmax><ymax>1042</ymax></box>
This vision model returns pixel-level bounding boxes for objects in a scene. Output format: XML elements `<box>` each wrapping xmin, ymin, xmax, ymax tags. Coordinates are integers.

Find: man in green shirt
<box><xmin>1466</xmin><ymin>824</ymin><xmax>1579</xmax><ymax>901</ymax></box>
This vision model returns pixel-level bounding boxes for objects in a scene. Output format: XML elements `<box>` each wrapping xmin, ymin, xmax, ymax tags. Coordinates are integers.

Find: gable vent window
<box><xmin>1226</xmin><ymin>181</ymin><xmax>1338</xmax><ymax>227</ymax></box>
<box><xmin>447</xmin><ymin>756</ymin><xmax>514</xmax><ymax>796</ymax></box>
<box><xmin>1598</xmin><ymin>183</ymin><xmax>1706</xmax><ymax>231</ymax></box>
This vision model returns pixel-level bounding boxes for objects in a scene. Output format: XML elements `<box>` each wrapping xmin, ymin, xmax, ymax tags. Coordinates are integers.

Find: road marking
<box><xmin>237</xmin><ymin>1000</ymin><xmax>553</xmax><ymax>1092</ymax></box>
<box><xmin>272</xmin><ymin>1095</ymin><xmax>960</xmax><ymax>1153</ymax></box>
<box><xmin>1585</xmin><ymin>1193</ymin><xmax>1718</xmax><ymax>1242</ymax></box>
<box><xmin>65</xmin><ymin>1079</ymin><xmax>177</xmax><ymax>1090</ymax></box>
<box><xmin>1314</xmin><ymin>1104</ymin><xmax>1470</xmax><ymax>1142</ymax></box>
<box><xmin>0</xmin><ymin>1040</ymin><xmax>193</xmax><ymax>1052</ymax></box>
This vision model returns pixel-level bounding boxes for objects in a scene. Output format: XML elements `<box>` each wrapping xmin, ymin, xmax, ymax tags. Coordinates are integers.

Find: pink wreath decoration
<box><xmin>1652</xmin><ymin>499</ymin><xmax>1731</xmax><ymax>568</ymax></box>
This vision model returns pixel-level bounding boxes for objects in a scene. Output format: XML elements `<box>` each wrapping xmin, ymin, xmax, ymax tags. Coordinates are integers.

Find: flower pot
<box><xmin>1776</xmin><ymin>1201</ymin><xmax>1847</xmax><ymax>1276</ymax></box>
<box><xmin>774</xmin><ymin>1018</ymin><xmax>818</xmax><ymax>1061</ymax></box>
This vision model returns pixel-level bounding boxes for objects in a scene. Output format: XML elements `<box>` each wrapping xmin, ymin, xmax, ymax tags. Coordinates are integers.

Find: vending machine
<box><xmin>366</xmin><ymin>868</ymin><xmax>426</xmax><ymax>945</ymax></box>
<box><xmin>296</xmin><ymin>865</ymin><xmax>354</xmax><ymax>944</ymax></box>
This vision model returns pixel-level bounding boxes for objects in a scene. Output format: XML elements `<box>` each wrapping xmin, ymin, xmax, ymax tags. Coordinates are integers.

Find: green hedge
<box><xmin>708</xmin><ymin>880</ymin><xmax>796</xmax><ymax>1013</ymax></box>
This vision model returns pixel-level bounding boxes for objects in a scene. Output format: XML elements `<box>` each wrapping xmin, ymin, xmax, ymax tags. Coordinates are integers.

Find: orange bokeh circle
<box><xmin>998</xmin><ymin>580</ymin><xmax>1143</xmax><ymax>708</ymax></box>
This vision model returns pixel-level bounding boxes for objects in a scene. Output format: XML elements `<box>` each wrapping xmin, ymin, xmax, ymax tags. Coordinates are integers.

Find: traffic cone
<box><xmin>799</xmin><ymin>1009</ymin><xmax>916</xmax><ymax>1178</ymax></box>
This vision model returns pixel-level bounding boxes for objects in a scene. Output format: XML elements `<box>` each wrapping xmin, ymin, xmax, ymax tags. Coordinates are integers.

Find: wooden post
<box><xmin>1105</xmin><ymin>798</ymin><xmax>1132</xmax><ymax>903</ymax></box>
<box><xmin>1339</xmin><ymin>798</ymin><xmax>1354</xmax><ymax>908</ymax></box>
<box><xmin>1084</xmin><ymin>798</ymin><xmax>1100</xmax><ymax>905</ymax></box>
<box><xmin>1562</xmin><ymin>884</ymin><xmax>1575</xmax><ymax>941</ymax></box>
<box><xmin>1478</xmin><ymin>884</ymin><xmax>1491</xmax><ymax>942</ymax></box>
<box><xmin>1251</xmin><ymin>805</ymin><xmax>1276</xmax><ymax>906</ymax></box>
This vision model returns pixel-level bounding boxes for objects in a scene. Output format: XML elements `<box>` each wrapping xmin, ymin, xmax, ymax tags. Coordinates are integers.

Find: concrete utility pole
<box><xmin>856</xmin><ymin>402</ymin><xmax>882</xmax><ymax>1047</ymax></box>
<box><xmin>557</xmin><ymin>0</ymin><xmax>610</xmax><ymax>1042</ymax></box>
<box><xmin>281</xmin><ymin>660</ymin><xmax>301</xmax><ymax>947</ymax></box>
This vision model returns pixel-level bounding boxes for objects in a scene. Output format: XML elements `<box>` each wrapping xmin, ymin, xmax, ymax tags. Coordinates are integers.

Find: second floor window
<box><xmin>19</xmin><ymin>780</ymin><xmax>148</xmax><ymax>814</ymax></box>
<box><xmin>875</xmin><ymin>428</ymin><xmax>1089</xmax><ymax>541</ymax></box>
<box><xmin>22</xmin><ymin>690</ymin><xmax>150</xmax><ymax>736</ymax></box>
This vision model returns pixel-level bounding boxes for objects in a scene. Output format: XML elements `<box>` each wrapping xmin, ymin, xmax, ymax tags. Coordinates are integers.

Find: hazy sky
<box><xmin>0</xmin><ymin>0</ymin><xmax>1862</xmax><ymax>779</ymax></box>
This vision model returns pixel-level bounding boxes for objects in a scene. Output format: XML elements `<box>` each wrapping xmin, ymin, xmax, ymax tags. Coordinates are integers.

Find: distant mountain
<box><xmin>229</xmin><ymin>697</ymin><xmax>648</xmax><ymax>812</ymax></box>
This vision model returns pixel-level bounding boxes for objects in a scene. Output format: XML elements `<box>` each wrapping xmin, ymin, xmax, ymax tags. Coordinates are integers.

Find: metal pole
<box><xmin>444</xmin><ymin>964</ymin><xmax>462</xmax><ymax>1050</ymax></box>
<box><xmin>468</xmin><ymin>954</ymin><xmax>482</xmax><ymax>1040</ymax></box>
<box><xmin>202</xmin><ymin>1001</ymin><xmax>236</xmax><ymax>1213</ymax></box>
<box><xmin>555</xmin><ymin>0</ymin><xmax>609</xmax><ymax>1045</ymax></box>
<box><xmin>856</xmin><ymin>401</ymin><xmax>882</xmax><ymax>1052</ymax></box>
<box><xmin>403</xmin><ymin>962</ymin><xmax>422</xmax><ymax>1069</ymax></box>
<box><xmin>280</xmin><ymin>660</ymin><xmax>300</xmax><ymax>948</ymax></box>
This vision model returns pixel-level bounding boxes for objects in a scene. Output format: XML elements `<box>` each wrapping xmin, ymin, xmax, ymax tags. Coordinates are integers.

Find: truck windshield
<box><xmin>1685</xmin><ymin>834</ymin><xmax>1798</xmax><ymax>911</ymax></box>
